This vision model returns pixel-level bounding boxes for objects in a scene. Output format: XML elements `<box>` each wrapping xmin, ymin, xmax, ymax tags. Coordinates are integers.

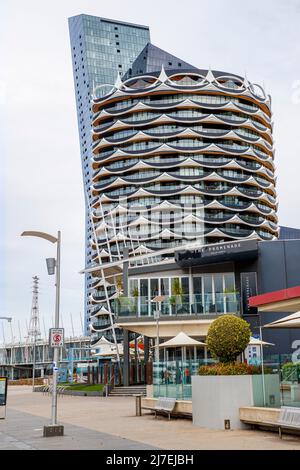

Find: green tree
<box><xmin>206</xmin><ymin>315</ymin><xmax>251</xmax><ymax>363</ymax></box>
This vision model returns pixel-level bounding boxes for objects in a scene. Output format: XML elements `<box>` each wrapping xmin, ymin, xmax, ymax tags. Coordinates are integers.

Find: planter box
<box><xmin>192</xmin><ymin>374</ymin><xmax>280</xmax><ymax>430</ymax></box>
<box><xmin>61</xmin><ymin>390</ymin><xmax>104</xmax><ymax>397</ymax></box>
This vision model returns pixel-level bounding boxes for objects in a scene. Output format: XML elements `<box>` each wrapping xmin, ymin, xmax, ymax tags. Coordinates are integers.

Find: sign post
<box><xmin>44</xmin><ymin>327</ymin><xmax>65</xmax><ymax>437</ymax></box>
<box><xmin>0</xmin><ymin>377</ymin><xmax>8</xmax><ymax>419</ymax></box>
<box><xmin>49</xmin><ymin>328</ymin><xmax>64</xmax><ymax>348</ymax></box>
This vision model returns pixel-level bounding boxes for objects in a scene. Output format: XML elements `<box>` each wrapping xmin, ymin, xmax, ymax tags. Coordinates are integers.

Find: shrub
<box><xmin>198</xmin><ymin>363</ymin><xmax>270</xmax><ymax>376</ymax></box>
<box><xmin>206</xmin><ymin>315</ymin><xmax>251</xmax><ymax>363</ymax></box>
<box><xmin>282</xmin><ymin>362</ymin><xmax>300</xmax><ymax>381</ymax></box>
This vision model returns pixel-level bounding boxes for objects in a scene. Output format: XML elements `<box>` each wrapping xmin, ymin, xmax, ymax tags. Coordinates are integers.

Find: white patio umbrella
<box><xmin>158</xmin><ymin>332</ymin><xmax>206</xmax><ymax>348</ymax></box>
<box><xmin>264</xmin><ymin>311</ymin><xmax>300</xmax><ymax>328</ymax></box>
<box><xmin>248</xmin><ymin>336</ymin><xmax>275</xmax><ymax>346</ymax></box>
<box><xmin>156</xmin><ymin>331</ymin><xmax>206</xmax><ymax>363</ymax></box>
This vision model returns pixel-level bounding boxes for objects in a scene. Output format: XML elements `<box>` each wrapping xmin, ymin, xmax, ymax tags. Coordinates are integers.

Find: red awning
<box><xmin>249</xmin><ymin>285</ymin><xmax>300</xmax><ymax>313</ymax></box>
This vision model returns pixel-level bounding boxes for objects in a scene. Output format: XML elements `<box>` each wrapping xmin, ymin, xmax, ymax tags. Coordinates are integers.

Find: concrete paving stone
<box><xmin>1</xmin><ymin>386</ymin><xmax>300</xmax><ymax>450</ymax></box>
<box><xmin>0</xmin><ymin>408</ymin><xmax>157</xmax><ymax>450</ymax></box>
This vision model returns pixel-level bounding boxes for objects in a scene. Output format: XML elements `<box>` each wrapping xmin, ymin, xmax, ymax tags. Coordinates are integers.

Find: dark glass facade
<box><xmin>68</xmin><ymin>15</ymin><xmax>150</xmax><ymax>335</ymax></box>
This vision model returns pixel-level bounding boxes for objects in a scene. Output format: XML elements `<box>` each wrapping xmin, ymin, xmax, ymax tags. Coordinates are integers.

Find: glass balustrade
<box><xmin>101</xmin><ymin>94</ymin><xmax>261</xmax><ymax>113</ymax></box>
<box><xmin>111</xmin><ymin>293</ymin><xmax>240</xmax><ymax>317</ymax></box>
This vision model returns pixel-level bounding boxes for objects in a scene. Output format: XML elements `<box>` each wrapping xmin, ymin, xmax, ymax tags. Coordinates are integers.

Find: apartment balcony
<box><xmin>111</xmin><ymin>293</ymin><xmax>240</xmax><ymax>318</ymax></box>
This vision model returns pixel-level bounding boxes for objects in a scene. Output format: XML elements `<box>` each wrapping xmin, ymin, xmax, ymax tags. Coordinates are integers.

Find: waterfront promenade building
<box><xmin>88</xmin><ymin>50</ymin><xmax>278</xmax><ymax>347</ymax></box>
<box><xmin>70</xmin><ymin>16</ymin><xmax>300</xmax><ymax>394</ymax></box>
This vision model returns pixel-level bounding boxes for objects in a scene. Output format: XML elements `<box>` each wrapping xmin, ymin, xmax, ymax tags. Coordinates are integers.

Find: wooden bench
<box><xmin>143</xmin><ymin>397</ymin><xmax>177</xmax><ymax>420</ymax></box>
<box><xmin>241</xmin><ymin>406</ymin><xmax>300</xmax><ymax>439</ymax></box>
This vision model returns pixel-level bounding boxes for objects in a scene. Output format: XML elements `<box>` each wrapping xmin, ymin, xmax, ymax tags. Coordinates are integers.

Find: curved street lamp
<box><xmin>21</xmin><ymin>230</ymin><xmax>63</xmax><ymax>436</ymax></box>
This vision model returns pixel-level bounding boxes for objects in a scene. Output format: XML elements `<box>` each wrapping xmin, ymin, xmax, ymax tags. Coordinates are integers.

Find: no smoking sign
<box><xmin>49</xmin><ymin>328</ymin><xmax>64</xmax><ymax>348</ymax></box>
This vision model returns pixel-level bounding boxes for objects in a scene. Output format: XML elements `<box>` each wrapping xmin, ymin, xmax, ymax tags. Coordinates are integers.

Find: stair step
<box><xmin>109</xmin><ymin>385</ymin><xmax>147</xmax><ymax>397</ymax></box>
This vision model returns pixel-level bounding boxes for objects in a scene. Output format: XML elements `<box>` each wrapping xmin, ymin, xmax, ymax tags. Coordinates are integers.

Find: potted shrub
<box><xmin>192</xmin><ymin>315</ymin><xmax>280</xmax><ymax>429</ymax></box>
<box><xmin>205</xmin><ymin>314</ymin><xmax>250</xmax><ymax>363</ymax></box>
<box><xmin>223</xmin><ymin>287</ymin><xmax>239</xmax><ymax>313</ymax></box>
<box><xmin>131</xmin><ymin>286</ymin><xmax>139</xmax><ymax>315</ymax></box>
<box><xmin>169</xmin><ymin>278</ymin><xmax>183</xmax><ymax>314</ymax></box>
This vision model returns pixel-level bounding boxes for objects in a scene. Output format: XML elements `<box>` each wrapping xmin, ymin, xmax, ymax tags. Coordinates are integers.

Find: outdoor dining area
<box><xmin>152</xmin><ymin>304</ymin><xmax>300</xmax><ymax>406</ymax></box>
<box><xmin>152</xmin><ymin>330</ymin><xmax>279</xmax><ymax>401</ymax></box>
<box><xmin>153</xmin><ymin>332</ymin><xmax>208</xmax><ymax>400</ymax></box>
<box><xmin>249</xmin><ymin>288</ymin><xmax>300</xmax><ymax>409</ymax></box>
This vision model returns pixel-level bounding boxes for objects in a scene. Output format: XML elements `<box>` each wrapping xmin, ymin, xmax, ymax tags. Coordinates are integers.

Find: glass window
<box><xmin>193</xmin><ymin>277</ymin><xmax>202</xmax><ymax>295</ymax></box>
<box><xmin>214</xmin><ymin>274</ymin><xmax>223</xmax><ymax>295</ymax></box>
<box><xmin>171</xmin><ymin>277</ymin><xmax>180</xmax><ymax>295</ymax></box>
<box><xmin>224</xmin><ymin>273</ymin><xmax>235</xmax><ymax>292</ymax></box>
<box><xmin>150</xmin><ymin>278</ymin><xmax>159</xmax><ymax>298</ymax></box>
<box><xmin>129</xmin><ymin>279</ymin><xmax>138</xmax><ymax>296</ymax></box>
<box><xmin>160</xmin><ymin>278</ymin><xmax>170</xmax><ymax>296</ymax></box>
<box><xmin>140</xmin><ymin>279</ymin><xmax>148</xmax><ymax>297</ymax></box>
<box><xmin>203</xmin><ymin>275</ymin><xmax>213</xmax><ymax>294</ymax></box>
<box><xmin>181</xmin><ymin>277</ymin><xmax>189</xmax><ymax>295</ymax></box>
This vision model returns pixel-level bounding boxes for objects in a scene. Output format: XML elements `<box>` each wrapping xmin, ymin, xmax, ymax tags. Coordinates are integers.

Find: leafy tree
<box><xmin>206</xmin><ymin>315</ymin><xmax>251</xmax><ymax>363</ymax></box>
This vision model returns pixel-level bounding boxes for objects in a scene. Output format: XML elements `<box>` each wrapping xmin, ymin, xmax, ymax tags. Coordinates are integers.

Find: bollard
<box><xmin>224</xmin><ymin>419</ymin><xmax>231</xmax><ymax>430</ymax></box>
<box><xmin>135</xmin><ymin>394</ymin><xmax>142</xmax><ymax>416</ymax></box>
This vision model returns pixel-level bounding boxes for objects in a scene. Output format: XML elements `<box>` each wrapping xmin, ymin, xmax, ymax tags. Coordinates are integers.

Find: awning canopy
<box><xmin>91</xmin><ymin>335</ymin><xmax>114</xmax><ymax>348</ymax></box>
<box><xmin>264</xmin><ymin>311</ymin><xmax>300</xmax><ymax>329</ymax></box>
<box><xmin>248</xmin><ymin>336</ymin><xmax>274</xmax><ymax>346</ymax></box>
<box><xmin>158</xmin><ymin>332</ymin><xmax>206</xmax><ymax>348</ymax></box>
<box><xmin>249</xmin><ymin>285</ymin><xmax>300</xmax><ymax>313</ymax></box>
<box><xmin>116</xmin><ymin>319</ymin><xmax>214</xmax><ymax>338</ymax></box>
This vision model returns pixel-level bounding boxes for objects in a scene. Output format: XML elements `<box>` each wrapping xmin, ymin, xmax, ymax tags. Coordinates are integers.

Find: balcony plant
<box><xmin>131</xmin><ymin>286</ymin><xmax>139</xmax><ymax>315</ymax></box>
<box><xmin>282</xmin><ymin>362</ymin><xmax>300</xmax><ymax>383</ymax></box>
<box><xmin>169</xmin><ymin>278</ymin><xmax>183</xmax><ymax>314</ymax></box>
<box><xmin>223</xmin><ymin>287</ymin><xmax>239</xmax><ymax>313</ymax></box>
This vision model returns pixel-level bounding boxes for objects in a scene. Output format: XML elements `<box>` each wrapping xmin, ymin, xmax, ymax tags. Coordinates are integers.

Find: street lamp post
<box><xmin>21</xmin><ymin>230</ymin><xmax>64</xmax><ymax>437</ymax></box>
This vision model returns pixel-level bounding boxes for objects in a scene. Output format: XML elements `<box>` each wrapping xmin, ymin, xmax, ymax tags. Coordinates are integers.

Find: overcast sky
<box><xmin>1</xmin><ymin>0</ymin><xmax>300</xmax><ymax>343</ymax></box>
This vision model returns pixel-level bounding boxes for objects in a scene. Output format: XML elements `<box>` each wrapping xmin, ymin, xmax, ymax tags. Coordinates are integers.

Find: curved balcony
<box><xmin>90</xmin><ymin>70</ymin><xmax>277</xmax><ymax>266</ymax></box>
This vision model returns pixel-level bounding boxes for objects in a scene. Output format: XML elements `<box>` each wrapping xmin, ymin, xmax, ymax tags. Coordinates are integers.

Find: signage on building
<box><xmin>49</xmin><ymin>328</ymin><xmax>64</xmax><ymax>348</ymax></box>
<box><xmin>176</xmin><ymin>240</ymin><xmax>258</xmax><ymax>267</ymax></box>
<box><xmin>240</xmin><ymin>272</ymin><xmax>258</xmax><ymax>315</ymax></box>
<box><xmin>0</xmin><ymin>377</ymin><xmax>8</xmax><ymax>407</ymax></box>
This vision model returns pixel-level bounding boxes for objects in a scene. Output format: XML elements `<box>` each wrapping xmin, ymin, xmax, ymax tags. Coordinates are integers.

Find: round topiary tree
<box><xmin>206</xmin><ymin>315</ymin><xmax>251</xmax><ymax>363</ymax></box>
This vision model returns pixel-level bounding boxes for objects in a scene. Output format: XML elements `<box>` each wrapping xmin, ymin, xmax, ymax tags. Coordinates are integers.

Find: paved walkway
<box><xmin>0</xmin><ymin>408</ymin><xmax>156</xmax><ymax>450</ymax></box>
<box><xmin>1</xmin><ymin>386</ymin><xmax>300</xmax><ymax>450</ymax></box>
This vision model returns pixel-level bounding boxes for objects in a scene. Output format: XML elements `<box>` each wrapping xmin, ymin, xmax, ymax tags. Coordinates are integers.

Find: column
<box><xmin>144</xmin><ymin>336</ymin><xmax>150</xmax><ymax>363</ymax></box>
<box><xmin>123</xmin><ymin>329</ymin><xmax>130</xmax><ymax>387</ymax></box>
